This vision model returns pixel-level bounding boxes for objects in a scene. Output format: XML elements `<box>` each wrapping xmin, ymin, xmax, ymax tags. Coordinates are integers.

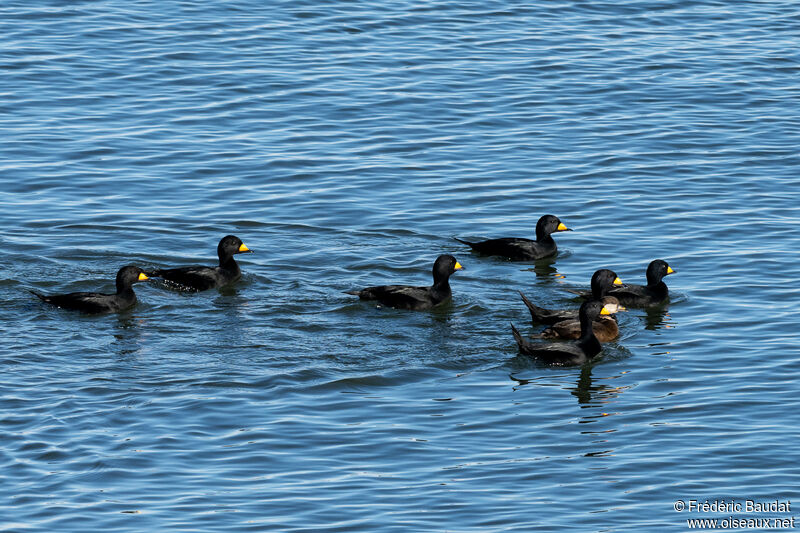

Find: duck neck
<box><xmin>219</xmin><ymin>253</ymin><xmax>240</xmax><ymax>273</ymax></box>
<box><xmin>578</xmin><ymin>311</ymin><xmax>595</xmax><ymax>341</ymax></box>
<box><xmin>577</xmin><ymin>310</ymin><xmax>601</xmax><ymax>353</ymax></box>
<box><xmin>535</xmin><ymin>230</ymin><xmax>554</xmax><ymax>244</ymax></box>
<box><xmin>116</xmin><ymin>281</ymin><xmax>135</xmax><ymax>297</ymax></box>
<box><xmin>647</xmin><ymin>280</ymin><xmax>668</xmax><ymax>298</ymax></box>
<box><xmin>431</xmin><ymin>276</ymin><xmax>450</xmax><ymax>292</ymax></box>
<box><xmin>577</xmin><ymin>333</ymin><xmax>601</xmax><ymax>357</ymax></box>
<box><xmin>431</xmin><ymin>274</ymin><xmax>451</xmax><ymax>298</ymax></box>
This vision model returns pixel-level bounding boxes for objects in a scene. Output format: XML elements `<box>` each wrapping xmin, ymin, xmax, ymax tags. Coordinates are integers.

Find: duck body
<box><xmin>605</xmin><ymin>259</ymin><xmax>674</xmax><ymax>307</ymax></box>
<box><xmin>455</xmin><ymin>237</ymin><xmax>556</xmax><ymax>261</ymax></box>
<box><xmin>455</xmin><ymin>214</ymin><xmax>570</xmax><ymax>261</ymax></box>
<box><xmin>511</xmin><ymin>300</ymin><xmax>613</xmax><ymax>366</ymax></box>
<box><xmin>531</xmin><ymin>296</ymin><xmax>623</xmax><ymax>342</ymax></box>
<box><xmin>347</xmin><ymin>255</ymin><xmax>462</xmax><ymax>310</ymax></box>
<box><xmin>607</xmin><ymin>283</ymin><xmax>667</xmax><ymax>307</ymax></box>
<box><xmin>520</xmin><ymin>269</ymin><xmax>622</xmax><ymax>325</ymax></box>
<box><xmin>351</xmin><ymin>283</ymin><xmax>451</xmax><ymax>311</ymax></box>
<box><xmin>149</xmin><ymin>264</ymin><xmax>240</xmax><ymax>292</ymax></box>
<box><xmin>147</xmin><ymin>235</ymin><xmax>251</xmax><ymax>292</ymax></box>
<box><xmin>31</xmin><ymin>265</ymin><xmax>149</xmax><ymax>314</ymax></box>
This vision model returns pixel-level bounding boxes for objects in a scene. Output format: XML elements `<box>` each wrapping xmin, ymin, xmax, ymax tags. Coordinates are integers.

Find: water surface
<box><xmin>2</xmin><ymin>1</ymin><xmax>799</xmax><ymax>531</ymax></box>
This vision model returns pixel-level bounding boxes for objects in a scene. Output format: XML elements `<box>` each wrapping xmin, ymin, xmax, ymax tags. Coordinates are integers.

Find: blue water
<box><xmin>2</xmin><ymin>1</ymin><xmax>799</xmax><ymax>531</ymax></box>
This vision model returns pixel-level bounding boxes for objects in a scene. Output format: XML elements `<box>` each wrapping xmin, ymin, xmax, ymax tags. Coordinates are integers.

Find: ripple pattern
<box><xmin>2</xmin><ymin>1</ymin><xmax>800</xmax><ymax>531</ymax></box>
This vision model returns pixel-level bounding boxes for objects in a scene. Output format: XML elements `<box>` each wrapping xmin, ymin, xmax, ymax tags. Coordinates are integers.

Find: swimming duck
<box><xmin>454</xmin><ymin>214</ymin><xmax>571</xmax><ymax>261</ymax></box>
<box><xmin>529</xmin><ymin>296</ymin><xmax>625</xmax><ymax>342</ymax></box>
<box><xmin>604</xmin><ymin>259</ymin><xmax>674</xmax><ymax>307</ymax></box>
<box><xmin>346</xmin><ymin>254</ymin><xmax>463</xmax><ymax>310</ymax></box>
<box><xmin>520</xmin><ymin>268</ymin><xmax>622</xmax><ymax>325</ymax></box>
<box><xmin>146</xmin><ymin>235</ymin><xmax>251</xmax><ymax>291</ymax></box>
<box><xmin>510</xmin><ymin>299</ymin><xmax>617</xmax><ymax>366</ymax></box>
<box><xmin>31</xmin><ymin>265</ymin><xmax>149</xmax><ymax>314</ymax></box>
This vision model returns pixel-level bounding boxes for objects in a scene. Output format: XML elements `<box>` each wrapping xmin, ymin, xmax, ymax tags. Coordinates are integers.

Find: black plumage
<box><xmin>454</xmin><ymin>214</ymin><xmax>571</xmax><ymax>261</ymax></box>
<box><xmin>510</xmin><ymin>300</ymin><xmax>616</xmax><ymax>366</ymax></box>
<box><xmin>31</xmin><ymin>265</ymin><xmax>149</xmax><ymax>314</ymax></box>
<box><xmin>346</xmin><ymin>254</ymin><xmax>463</xmax><ymax>310</ymax></box>
<box><xmin>604</xmin><ymin>259</ymin><xmax>674</xmax><ymax>307</ymax></box>
<box><xmin>146</xmin><ymin>235</ymin><xmax>252</xmax><ymax>292</ymax></box>
<box><xmin>519</xmin><ymin>269</ymin><xmax>622</xmax><ymax>325</ymax></box>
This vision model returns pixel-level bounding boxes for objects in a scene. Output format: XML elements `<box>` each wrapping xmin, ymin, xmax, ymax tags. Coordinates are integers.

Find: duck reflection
<box><xmin>213</xmin><ymin>289</ymin><xmax>251</xmax><ymax>348</ymax></box>
<box><xmin>508</xmin><ymin>366</ymin><xmax>630</xmax><ymax>408</ymax></box>
<box><xmin>572</xmin><ymin>366</ymin><xmax>594</xmax><ymax>404</ymax></box>
<box><xmin>509</xmin><ymin>357</ymin><xmax>637</xmax><ymax>459</ymax></box>
<box><xmin>112</xmin><ymin>312</ymin><xmax>146</xmax><ymax>357</ymax></box>
<box><xmin>521</xmin><ymin>257</ymin><xmax>561</xmax><ymax>280</ymax></box>
<box><xmin>573</xmin><ymin>367</ymin><xmax>632</xmax><ymax>409</ymax></box>
<box><xmin>644</xmin><ymin>305</ymin><xmax>672</xmax><ymax>330</ymax></box>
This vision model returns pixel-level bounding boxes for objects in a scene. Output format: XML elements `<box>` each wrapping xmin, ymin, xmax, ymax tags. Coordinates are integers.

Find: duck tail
<box><xmin>453</xmin><ymin>237</ymin><xmax>474</xmax><ymax>247</ymax></box>
<box><xmin>29</xmin><ymin>290</ymin><xmax>48</xmax><ymax>302</ymax></box>
<box><xmin>510</xmin><ymin>323</ymin><xmax>525</xmax><ymax>347</ymax></box>
<box><xmin>518</xmin><ymin>290</ymin><xmax>545</xmax><ymax>321</ymax></box>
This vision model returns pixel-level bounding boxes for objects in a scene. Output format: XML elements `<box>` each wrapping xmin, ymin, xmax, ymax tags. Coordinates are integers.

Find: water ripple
<box><xmin>2</xmin><ymin>0</ymin><xmax>799</xmax><ymax>531</ymax></box>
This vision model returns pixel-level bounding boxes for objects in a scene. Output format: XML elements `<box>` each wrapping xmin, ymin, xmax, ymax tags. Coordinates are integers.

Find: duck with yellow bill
<box><xmin>454</xmin><ymin>214</ymin><xmax>571</xmax><ymax>261</ymax></box>
<box><xmin>511</xmin><ymin>299</ymin><xmax>619</xmax><ymax>366</ymax></box>
<box><xmin>31</xmin><ymin>265</ymin><xmax>149</xmax><ymax>314</ymax></box>
<box><xmin>346</xmin><ymin>254</ymin><xmax>463</xmax><ymax>310</ymax></box>
<box><xmin>145</xmin><ymin>235</ymin><xmax>252</xmax><ymax>292</ymax></box>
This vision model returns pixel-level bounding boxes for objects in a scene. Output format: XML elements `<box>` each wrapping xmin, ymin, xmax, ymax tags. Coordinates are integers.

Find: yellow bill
<box><xmin>667</xmin><ymin>266</ymin><xmax>675</xmax><ymax>274</ymax></box>
<box><xmin>239</xmin><ymin>243</ymin><xmax>251</xmax><ymax>253</ymax></box>
<box><xmin>557</xmin><ymin>222</ymin><xmax>569</xmax><ymax>231</ymax></box>
<box><xmin>138</xmin><ymin>272</ymin><xmax>149</xmax><ymax>281</ymax></box>
<box><xmin>613</xmin><ymin>277</ymin><xmax>623</xmax><ymax>285</ymax></box>
<box><xmin>454</xmin><ymin>261</ymin><xmax>463</xmax><ymax>270</ymax></box>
